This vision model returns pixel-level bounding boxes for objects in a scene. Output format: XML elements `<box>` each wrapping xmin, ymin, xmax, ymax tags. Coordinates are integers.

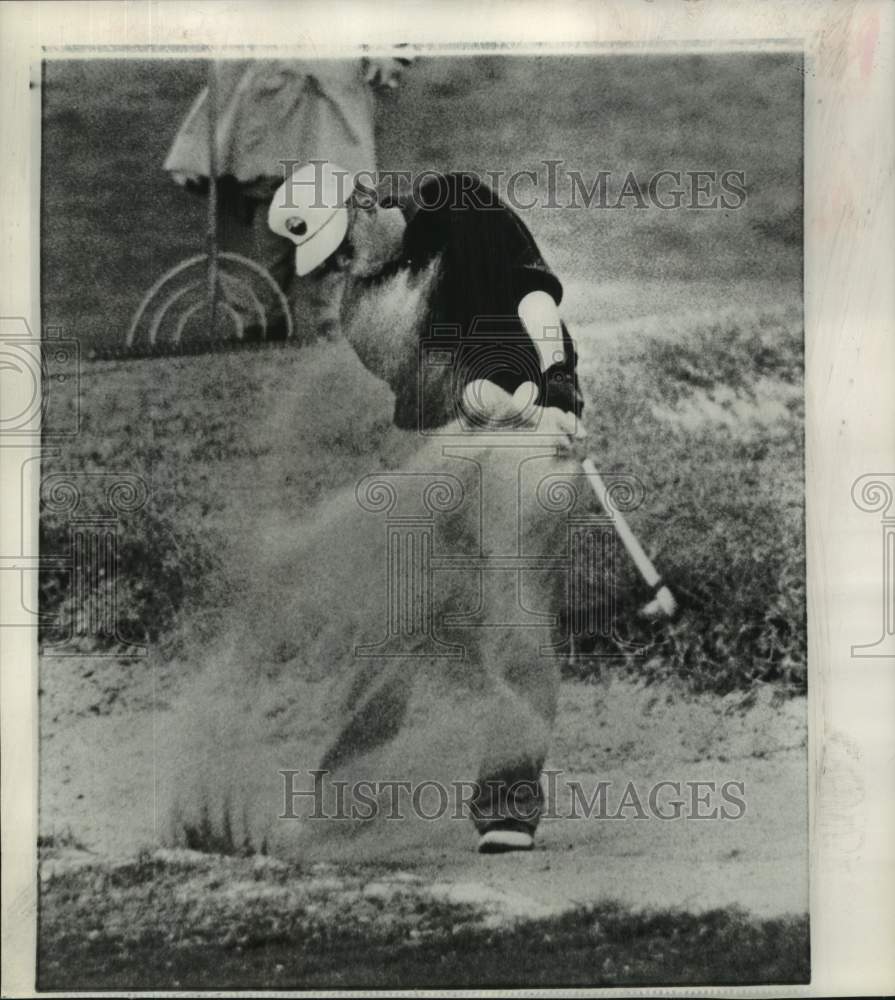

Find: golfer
<box><xmin>269</xmin><ymin>162</ymin><xmax>586</xmax><ymax>852</ymax></box>
<box><xmin>270</xmin><ymin>163</ymin><xmax>584</xmax><ymax>435</ymax></box>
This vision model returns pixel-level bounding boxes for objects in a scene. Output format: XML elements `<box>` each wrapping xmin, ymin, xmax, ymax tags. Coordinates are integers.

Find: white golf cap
<box><xmin>268</xmin><ymin>162</ymin><xmax>351</xmax><ymax>276</ymax></box>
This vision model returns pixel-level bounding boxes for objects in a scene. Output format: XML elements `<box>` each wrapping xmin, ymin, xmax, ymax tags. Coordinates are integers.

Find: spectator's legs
<box><xmin>210</xmin><ymin>177</ymin><xmax>341</xmax><ymax>343</ymax></box>
<box><xmin>249</xmin><ymin>190</ymin><xmax>344</xmax><ymax>343</ymax></box>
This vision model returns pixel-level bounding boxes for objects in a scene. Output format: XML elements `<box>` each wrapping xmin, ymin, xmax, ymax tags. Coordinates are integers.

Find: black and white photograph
<box><xmin>1</xmin><ymin>2</ymin><xmax>893</xmax><ymax>996</ymax></box>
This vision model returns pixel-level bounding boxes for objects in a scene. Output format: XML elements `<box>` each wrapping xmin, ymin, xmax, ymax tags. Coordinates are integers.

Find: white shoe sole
<box><xmin>478</xmin><ymin>829</ymin><xmax>534</xmax><ymax>854</ymax></box>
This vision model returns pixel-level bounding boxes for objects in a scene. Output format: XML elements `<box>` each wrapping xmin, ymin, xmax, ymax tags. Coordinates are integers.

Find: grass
<box><xmin>39</xmin><ymin>303</ymin><xmax>806</xmax><ymax>695</ymax></box>
<box><xmin>573</xmin><ymin>305</ymin><xmax>805</xmax><ymax>694</ymax></box>
<box><xmin>38</xmin><ymin>851</ymin><xmax>809</xmax><ymax>989</ymax></box>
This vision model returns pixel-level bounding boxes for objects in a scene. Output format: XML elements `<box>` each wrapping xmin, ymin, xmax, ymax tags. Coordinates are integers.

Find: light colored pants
<box><xmin>162</xmin><ymin>429</ymin><xmax>585</xmax><ymax>855</ymax></box>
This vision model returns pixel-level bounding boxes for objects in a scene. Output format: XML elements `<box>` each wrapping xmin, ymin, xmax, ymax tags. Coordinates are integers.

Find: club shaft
<box><xmin>580</xmin><ymin>457</ymin><xmax>661</xmax><ymax>588</ymax></box>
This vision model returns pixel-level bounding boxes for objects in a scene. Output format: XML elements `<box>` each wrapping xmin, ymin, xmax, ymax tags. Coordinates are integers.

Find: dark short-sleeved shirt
<box><xmin>392</xmin><ymin>173</ymin><xmax>584</xmax><ymax>430</ymax></box>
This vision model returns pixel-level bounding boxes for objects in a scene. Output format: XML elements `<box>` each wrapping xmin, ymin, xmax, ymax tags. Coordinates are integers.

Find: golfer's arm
<box><xmin>518</xmin><ymin>289</ymin><xmax>563</xmax><ymax>373</ymax></box>
<box><xmin>461</xmin><ymin>291</ymin><xmax>563</xmax><ymax>422</ymax></box>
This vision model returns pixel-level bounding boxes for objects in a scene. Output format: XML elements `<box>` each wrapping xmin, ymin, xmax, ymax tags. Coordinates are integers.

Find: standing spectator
<box><xmin>164</xmin><ymin>54</ymin><xmax>411</xmax><ymax>341</ymax></box>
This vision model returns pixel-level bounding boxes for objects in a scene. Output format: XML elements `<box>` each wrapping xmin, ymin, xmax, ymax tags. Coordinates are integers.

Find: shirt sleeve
<box><xmin>506</xmin><ymin>212</ymin><xmax>564</xmax><ymax>307</ymax></box>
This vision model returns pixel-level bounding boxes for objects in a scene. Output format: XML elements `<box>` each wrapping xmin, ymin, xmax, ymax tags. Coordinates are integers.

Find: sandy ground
<box><xmin>40</xmin><ymin>657</ymin><xmax>807</xmax><ymax>923</ymax></box>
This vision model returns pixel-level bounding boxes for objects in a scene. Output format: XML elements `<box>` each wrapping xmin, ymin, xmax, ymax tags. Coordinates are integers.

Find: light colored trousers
<box><xmin>162</xmin><ymin>428</ymin><xmax>579</xmax><ymax>856</ymax></box>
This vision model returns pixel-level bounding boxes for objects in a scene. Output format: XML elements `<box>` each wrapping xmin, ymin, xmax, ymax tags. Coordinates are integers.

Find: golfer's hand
<box><xmin>531</xmin><ymin>403</ymin><xmax>586</xmax><ymax>452</ymax></box>
<box><xmin>462</xmin><ymin>380</ymin><xmax>586</xmax><ymax>452</ymax></box>
<box><xmin>515</xmin><ymin>383</ymin><xmax>586</xmax><ymax>453</ymax></box>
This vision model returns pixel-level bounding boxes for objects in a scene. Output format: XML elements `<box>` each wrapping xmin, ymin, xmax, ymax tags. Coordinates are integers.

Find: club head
<box><xmin>640</xmin><ymin>585</ymin><xmax>677</xmax><ymax>619</ymax></box>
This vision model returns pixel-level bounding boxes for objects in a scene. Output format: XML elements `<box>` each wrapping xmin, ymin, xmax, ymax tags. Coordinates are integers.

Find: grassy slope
<box><xmin>578</xmin><ymin>306</ymin><xmax>805</xmax><ymax>692</ymax></box>
<box><xmin>40</xmin><ymin>303</ymin><xmax>805</xmax><ymax>693</ymax></box>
